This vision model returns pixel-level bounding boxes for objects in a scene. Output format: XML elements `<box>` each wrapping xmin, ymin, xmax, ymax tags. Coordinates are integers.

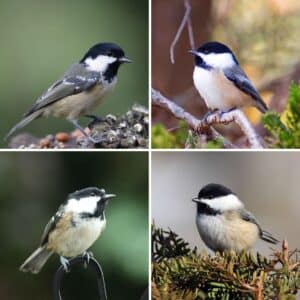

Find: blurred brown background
<box><xmin>152</xmin><ymin>0</ymin><xmax>300</xmax><ymax>140</ymax></box>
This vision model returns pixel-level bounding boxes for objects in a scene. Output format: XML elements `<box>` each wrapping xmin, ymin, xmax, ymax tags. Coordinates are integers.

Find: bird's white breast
<box><xmin>196</xmin><ymin>213</ymin><xmax>259</xmax><ymax>252</ymax></box>
<box><xmin>193</xmin><ymin>67</ymin><xmax>250</xmax><ymax>110</ymax></box>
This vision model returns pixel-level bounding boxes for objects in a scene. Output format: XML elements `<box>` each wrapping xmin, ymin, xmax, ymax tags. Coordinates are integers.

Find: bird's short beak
<box><xmin>192</xmin><ymin>197</ymin><xmax>200</xmax><ymax>203</ymax></box>
<box><xmin>119</xmin><ymin>57</ymin><xmax>132</xmax><ymax>63</ymax></box>
<box><xmin>103</xmin><ymin>194</ymin><xmax>116</xmax><ymax>200</ymax></box>
<box><xmin>188</xmin><ymin>49</ymin><xmax>198</xmax><ymax>56</ymax></box>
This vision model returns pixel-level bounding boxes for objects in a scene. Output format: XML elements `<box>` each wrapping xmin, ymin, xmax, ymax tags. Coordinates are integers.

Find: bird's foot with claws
<box><xmin>60</xmin><ymin>256</ymin><xmax>70</xmax><ymax>273</ymax></box>
<box><xmin>82</xmin><ymin>251</ymin><xmax>94</xmax><ymax>268</ymax></box>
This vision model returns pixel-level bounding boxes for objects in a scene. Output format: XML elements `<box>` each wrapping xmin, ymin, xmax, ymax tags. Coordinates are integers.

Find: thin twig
<box><xmin>170</xmin><ymin>0</ymin><xmax>194</xmax><ymax>64</ymax></box>
<box><xmin>152</xmin><ymin>88</ymin><xmax>263</xmax><ymax>149</ymax></box>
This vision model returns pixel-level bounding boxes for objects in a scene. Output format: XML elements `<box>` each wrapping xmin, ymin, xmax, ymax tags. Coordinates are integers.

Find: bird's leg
<box><xmin>218</xmin><ymin>107</ymin><xmax>237</xmax><ymax>118</ymax></box>
<box><xmin>69</xmin><ymin>119</ymin><xmax>100</xmax><ymax>144</ymax></box>
<box><xmin>84</xmin><ymin>114</ymin><xmax>105</xmax><ymax>129</ymax></box>
<box><xmin>84</xmin><ymin>114</ymin><xmax>104</xmax><ymax>123</ymax></box>
<box><xmin>202</xmin><ymin>109</ymin><xmax>218</xmax><ymax>124</ymax></box>
<box><xmin>82</xmin><ymin>251</ymin><xmax>94</xmax><ymax>268</ymax></box>
<box><xmin>60</xmin><ymin>256</ymin><xmax>70</xmax><ymax>272</ymax></box>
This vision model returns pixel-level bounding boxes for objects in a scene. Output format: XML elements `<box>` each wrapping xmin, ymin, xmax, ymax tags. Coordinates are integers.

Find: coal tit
<box><xmin>20</xmin><ymin>187</ymin><xmax>115</xmax><ymax>274</ymax></box>
<box><xmin>189</xmin><ymin>41</ymin><xmax>268</xmax><ymax>119</ymax></box>
<box><xmin>192</xmin><ymin>183</ymin><xmax>278</xmax><ymax>252</ymax></box>
<box><xmin>6</xmin><ymin>43</ymin><xmax>131</xmax><ymax>143</ymax></box>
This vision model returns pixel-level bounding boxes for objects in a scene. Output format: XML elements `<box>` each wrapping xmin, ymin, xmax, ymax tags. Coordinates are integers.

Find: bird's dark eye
<box><xmin>204</xmin><ymin>50</ymin><xmax>209</xmax><ymax>54</ymax></box>
<box><xmin>107</xmin><ymin>51</ymin><xmax>113</xmax><ymax>57</ymax></box>
<box><xmin>90</xmin><ymin>192</ymin><xmax>96</xmax><ymax>196</ymax></box>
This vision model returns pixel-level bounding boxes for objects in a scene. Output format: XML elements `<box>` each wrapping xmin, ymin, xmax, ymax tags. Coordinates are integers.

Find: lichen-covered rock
<box><xmin>8</xmin><ymin>104</ymin><xmax>148</xmax><ymax>149</ymax></box>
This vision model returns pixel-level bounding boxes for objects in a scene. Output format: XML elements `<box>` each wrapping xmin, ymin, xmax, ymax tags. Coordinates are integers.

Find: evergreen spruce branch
<box><xmin>152</xmin><ymin>226</ymin><xmax>300</xmax><ymax>299</ymax></box>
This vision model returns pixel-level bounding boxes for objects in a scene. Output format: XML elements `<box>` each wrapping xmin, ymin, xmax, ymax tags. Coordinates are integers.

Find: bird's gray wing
<box><xmin>24</xmin><ymin>64</ymin><xmax>100</xmax><ymax>117</ymax></box>
<box><xmin>239</xmin><ymin>209</ymin><xmax>261</xmax><ymax>227</ymax></box>
<box><xmin>40</xmin><ymin>208</ymin><xmax>64</xmax><ymax>246</ymax></box>
<box><xmin>224</xmin><ymin>66</ymin><xmax>268</xmax><ymax>112</ymax></box>
<box><xmin>239</xmin><ymin>209</ymin><xmax>279</xmax><ymax>244</ymax></box>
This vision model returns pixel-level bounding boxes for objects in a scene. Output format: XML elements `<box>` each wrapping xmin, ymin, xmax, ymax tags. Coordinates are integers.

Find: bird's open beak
<box><xmin>188</xmin><ymin>49</ymin><xmax>198</xmax><ymax>56</ymax></box>
<box><xmin>192</xmin><ymin>197</ymin><xmax>200</xmax><ymax>203</ymax></box>
<box><xmin>119</xmin><ymin>57</ymin><xmax>132</xmax><ymax>63</ymax></box>
<box><xmin>103</xmin><ymin>194</ymin><xmax>116</xmax><ymax>200</ymax></box>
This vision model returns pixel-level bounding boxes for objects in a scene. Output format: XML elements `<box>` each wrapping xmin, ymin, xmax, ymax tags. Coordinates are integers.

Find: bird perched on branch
<box><xmin>20</xmin><ymin>187</ymin><xmax>115</xmax><ymax>274</ymax></box>
<box><xmin>189</xmin><ymin>41</ymin><xmax>268</xmax><ymax>121</ymax></box>
<box><xmin>192</xmin><ymin>183</ymin><xmax>278</xmax><ymax>252</ymax></box>
<box><xmin>6</xmin><ymin>43</ymin><xmax>131</xmax><ymax>144</ymax></box>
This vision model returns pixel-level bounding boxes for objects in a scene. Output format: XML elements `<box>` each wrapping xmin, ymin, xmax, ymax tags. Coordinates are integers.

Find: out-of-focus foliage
<box><xmin>152</xmin><ymin>122</ymin><xmax>224</xmax><ymax>149</ymax></box>
<box><xmin>0</xmin><ymin>152</ymin><xmax>148</xmax><ymax>300</ymax></box>
<box><xmin>0</xmin><ymin>0</ymin><xmax>148</xmax><ymax>147</ymax></box>
<box><xmin>213</xmin><ymin>0</ymin><xmax>300</xmax><ymax>80</ymax></box>
<box><xmin>151</xmin><ymin>121</ymin><xmax>188</xmax><ymax>148</ymax></box>
<box><xmin>262</xmin><ymin>83</ymin><xmax>300</xmax><ymax>147</ymax></box>
<box><xmin>152</xmin><ymin>226</ymin><xmax>300</xmax><ymax>300</ymax></box>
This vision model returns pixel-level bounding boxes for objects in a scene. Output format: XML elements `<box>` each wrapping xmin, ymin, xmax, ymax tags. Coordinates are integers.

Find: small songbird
<box><xmin>189</xmin><ymin>41</ymin><xmax>268</xmax><ymax>119</ymax></box>
<box><xmin>20</xmin><ymin>187</ymin><xmax>115</xmax><ymax>274</ymax></box>
<box><xmin>192</xmin><ymin>183</ymin><xmax>278</xmax><ymax>252</ymax></box>
<box><xmin>6</xmin><ymin>43</ymin><xmax>131</xmax><ymax>143</ymax></box>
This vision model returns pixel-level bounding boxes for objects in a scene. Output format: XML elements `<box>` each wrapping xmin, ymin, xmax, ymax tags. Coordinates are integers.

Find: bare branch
<box><xmin>152</xmin><ymin>88</ymin><xmax>263</xmax><ymax>149</ymax></box>
<box><xmin>170</xmin><ymin>0</ymin><xmax>194</xmax><ymax>64</ymax></box>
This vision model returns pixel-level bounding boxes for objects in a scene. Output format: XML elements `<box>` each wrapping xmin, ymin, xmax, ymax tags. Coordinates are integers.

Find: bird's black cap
<box><xmin>197</xmin><ymin>183</ymin><xmax>233</xmax><ymax>200</ymax></box>
<box><xmin>190</xmin><ymin>41</ymin><xmax>239</xmax><ymax>65</ymax></box>
<box><xmin>197</xmin><ymin>41</ymin><xmax>233</xmax><ymax>55</ymax></box>
<box><xmin>80</xmin><ymin>43</ymin><xmax>126</xmax><ymax>62</ymax></box>
<box><xmin>68</xmin><ymin>187</ymin><xmax>106</xmax><ymax>200</ymax></box>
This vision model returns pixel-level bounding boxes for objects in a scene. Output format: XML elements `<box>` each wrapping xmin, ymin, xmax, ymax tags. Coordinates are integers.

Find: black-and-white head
<box><xmin>192</xmin><ymin>183</ymin><xmax>243</xmax><ymax>214</ymax></box>
<box><xmin>65</xmin><ymin>187</ymin><xmax>115</xmax><ymax>218</ymax></box>
<box><xmin>80</xmin><ymin>43</ymin><xmax>131</xmax><ymax>79</ymax></box>
<box><xmin>189</xmin><ymin>41</ymin><xmax>238</xmax><ymax>70</ymax></box>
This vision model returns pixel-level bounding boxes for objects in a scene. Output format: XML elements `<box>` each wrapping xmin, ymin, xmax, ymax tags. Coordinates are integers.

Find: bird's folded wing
<box><xmin>223</xmin><ymin>66</ymin><xmax>263</xmax><ymax>102</ymax></box>
<box><xmin>40</xmin><ymin>210</ymin><xmax>64</xmax><ymax>246</ymax></box>
<box><xmin>24</xmin><ymin>64</ymin><xmax>100</xmax><ymax>117</ymax></box>
<box><xmin>239</xmin><ymin>209</ymin><xmax>261</xmax><ymax>228</ymax></box>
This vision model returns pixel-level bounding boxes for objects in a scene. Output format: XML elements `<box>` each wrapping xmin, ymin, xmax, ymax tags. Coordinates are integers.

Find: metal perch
<box><xmin>53</xmin><ymin>255</ymin><xmax>107</xmax><ymax>300</ymax></box>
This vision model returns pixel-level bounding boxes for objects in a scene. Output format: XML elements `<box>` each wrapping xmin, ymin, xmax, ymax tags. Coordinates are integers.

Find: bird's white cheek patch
<box><xmin>200</xmin><ymin>53</ymin><xmax>235</xmax><ymax>69</ymax></box>
<box><xmin>85</xmin><ymin>56</ymin><xmax>117</xmax><ymax>72</ymax></box>
<box><xmin>65</xmin><ymin>196</ymin><xmax>100</xmax><ymax>214</ymax></box>
<box><xmin>200</xmin><ymin>195</ymin><xmax>244</xmax><ymax>212</ymax></box>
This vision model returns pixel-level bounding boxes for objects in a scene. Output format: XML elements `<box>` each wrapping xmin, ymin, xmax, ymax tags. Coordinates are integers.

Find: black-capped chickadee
<box><xmin>189</xmin><ymin>42</ymin><xmax>268</xmax><ymax>119</ymax></box>
<box><xmin>20</xmin><ymin>187</ymin><xmax>115</xmax><ymax>274</ymax></box>
<box><xmin>192</xmin><ymin>183</ymin><xmax>278</xmax><ymax>252</ymax></box>
<box><xmin>6</xmin><ymin>43</ymin><xmax>131</xmax><ymax>143</ymax></box>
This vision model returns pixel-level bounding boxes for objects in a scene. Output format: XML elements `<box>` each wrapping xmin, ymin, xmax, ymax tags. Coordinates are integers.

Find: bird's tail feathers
<box><xmin>255</xmin><ymin>98</ymin><xmax>268</xmax><ymax>114</ymax></box>
<box><xmin>5</xmin><ymin>110</ymin><xmax>42</xmax><ymax>141</ymax></box>
<box><xmin>261</xmin><ymin>230</ymin><xmax>279</xmax><ymax>244</ymax></box>
<box><xmin>20</xmin><ymin>246</ymin><xmax>52</xmax><ymax>274</ymax></box>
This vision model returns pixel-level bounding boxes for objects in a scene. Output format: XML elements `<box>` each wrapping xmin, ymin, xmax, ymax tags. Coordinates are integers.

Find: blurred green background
<box><xmin>0</xmin><ymin>0</ymin><xmax>148</xmax><ymax>147</ymax></box>
<box><xmin>0</xmin><ymin>152</ymin><xmax>148</xmax><ymax>299</ymax></box>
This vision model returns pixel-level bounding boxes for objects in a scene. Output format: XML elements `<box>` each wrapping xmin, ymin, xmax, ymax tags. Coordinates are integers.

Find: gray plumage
<box><xmin>19</xmin><ymin>246</ymin><xmax>53</xmax><ymax>274</ymax></box>
<box><xmin>224</xmin><ymin>65</ymin><xmax>268</xmax><ymax>113</ymax></box>
<box><xmin>5</xmin><ymin>64</ymin><xmax>101</xmax><ymax>140</ymax></box>
<box><xmin>239</xmin><ymin>209</ymin><xmax>279</xmax><ymax>244</ymax></box>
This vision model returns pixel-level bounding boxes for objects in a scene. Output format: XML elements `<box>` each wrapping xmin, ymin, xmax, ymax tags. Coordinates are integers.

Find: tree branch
<box><xmin>170</xmin><ymin>0</ymin><xmax>194</xmax><ymax>64</ymax></box>
<box><xmin>152</xmin><ymin>88</ymin><xmax>263</xmax><ymax>149</ymax></box>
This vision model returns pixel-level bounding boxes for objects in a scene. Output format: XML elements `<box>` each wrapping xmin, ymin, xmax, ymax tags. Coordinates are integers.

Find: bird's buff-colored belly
<box><xmin>43</xmin><ymin>80</ymin><xmax>116</xmax><ymax>120</ymax></box>
<box><xmin>197</xmin><ymin>213</ymin><xmax>259</xmax><ymax>252</ymax></box>
<box><xmin>47</xmin><ymin>215</ymin><xmax>106</xmax><ymax>257</ymax></box>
